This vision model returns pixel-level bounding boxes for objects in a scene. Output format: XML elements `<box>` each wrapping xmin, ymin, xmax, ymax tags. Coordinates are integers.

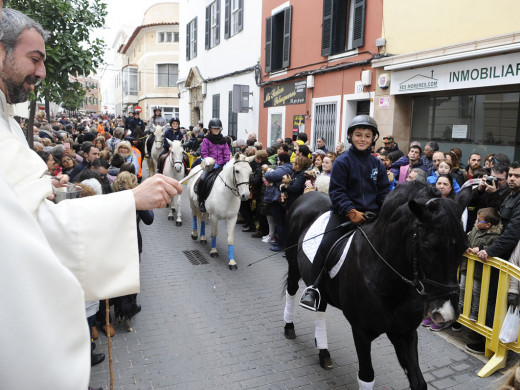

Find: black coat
<box><xmin>486</xmin><ymin>191</ymin><xmax>520</xmax><ymax>259</ymax></box>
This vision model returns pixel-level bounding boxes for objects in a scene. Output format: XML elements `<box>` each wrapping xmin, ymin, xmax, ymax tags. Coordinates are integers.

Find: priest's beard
<box><xmin>1</xmin><ymin>54</ymin><xmax>39</xmax><ymax>104</ymax></box>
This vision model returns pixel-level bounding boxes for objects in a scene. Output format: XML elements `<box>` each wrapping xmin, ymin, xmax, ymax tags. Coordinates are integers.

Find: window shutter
<box><xmin>265</xmin><ymin>16</ymin><xmax>272</xmax><ymax>73</ymax></box>
<box><xmin>321</xmin><ymin>0</ymin><xmax>333</xmax><ymax>56</ymax></box>
<box><xmin>237</xmin><ymin>0</ymin><xmax>244</xmax><ymax>33</ymax></box>
<box><xmin>352</xmin><ymin>0</ymin><xmax>366</xmax><ymax>49</ymax></box>
<box><xmin>224</xmin><ymin>0</ymin><xmax>230</xmax><ymax>39</ymax></box>
<box><xmin>205</xmin><ymin>6</ymin><xmax>210</xmax><ymax>50</ymax></box>
<box><xmin>282</xmin><ymin>6</ymin><xmax>292</xmax><ymax>69</ymax></box>
<box><xmin>186</xmin><ymin>24</ymin><xmax>191</xmax><ymax>60</ymax></box>
<box><xmin>194</xmin><ymin>17</ymin><xmax>198</xmax><ymax>57</ymax></box>
<box><xmin>215</xmin><ymin>0</ymin><xmax>221</xmax><ymax>45</ymax></box>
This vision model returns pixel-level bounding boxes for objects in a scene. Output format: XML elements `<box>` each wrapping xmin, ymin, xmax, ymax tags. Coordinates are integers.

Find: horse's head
<box><xmin>167</xmin><ymin>139</ymin><xmax>184</xmax><ymax>172</ymax></box>
<box><xmin>377</xmin><ymin>181</ymin><xmax>471</xmax><ymax>327</ymax></box>
<box><xmin>231</xmin><ymin>153</ymin><xmax>252</xmax><ymax>201</ymax></box>
<box><xmin>406</xmin><ymin>187</ymin><xmax>472</xmax><ymax>326</ymax></box>
<box><xmin>154</xmin><ymin>125</ymin><xmax>165</xmax><ymax>141</ymax></box>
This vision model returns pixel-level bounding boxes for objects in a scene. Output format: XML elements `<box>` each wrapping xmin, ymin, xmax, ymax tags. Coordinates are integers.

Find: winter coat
<box><xmin>486</xmin><ymin>191</ymin><xmax>520</xmax><ymax>259</ymax></box>
<box><xmin>163</xmin><ymin>128</ymin><xmax>184</xmax><ymax>153</ymax></box>
<box><xmin>329</xmin><ymin>146</ymin><xmax>390</xmax><ymax>215</ymax></box>
<box><xmin>280</xmin><ymin>169</ymin><xmax>307</xmax><ymax>210</ymax></box>
<box><xmin>264</xmin><ymin>163</ymin><xmax>293</xmax><ymax>204</ymax></box>
<box><xmin>200</xmin><ymin>138</ymin><xmax>230</xmax><ymax>166</ymax></box>
<box><xmin>461</xmin><ymin>223</ymin><xmax>502</xmax><ymax>276</ymax></box>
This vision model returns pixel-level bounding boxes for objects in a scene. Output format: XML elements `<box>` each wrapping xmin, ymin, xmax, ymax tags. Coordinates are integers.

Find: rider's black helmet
<box><xmin>347</xmin><ymin>115</ymin><xmax>379</xmax><ymax>141</ymax></box>
<box><xmin>208</xmin><ymin>118</ymin><xmax>222</xmax><ymax>129</ymax></box>
<box><xmin>170</xmin><ymin>117</ymin><xmax>180</xmax><ymax>126</ymax></box>
<box><xmin>153</xmin><ymin>106</ymin><xmax>162</xmax><ymax>113</ymax></box>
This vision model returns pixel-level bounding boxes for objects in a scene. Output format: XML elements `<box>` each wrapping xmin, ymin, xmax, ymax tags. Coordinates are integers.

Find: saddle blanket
<box><xmin>302</xmin><ymin>211</ymin><xmax>354</xmax><ymax>279</ymax></box>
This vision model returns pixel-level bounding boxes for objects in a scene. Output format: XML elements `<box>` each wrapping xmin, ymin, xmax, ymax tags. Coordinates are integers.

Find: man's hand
<box><xmin>348</xmin><ymin>209</ymin><xmax>366</xmax><ymax>225</ymax></box>
<box><xmin>132</xmin><ymin>174</ymin><xmax>182</xmax><ymax>210</ymax></box>
<box><xmin>477</xmin><ymin>249</ymin><xmax>489</xmax><ymax>262</ymax></box>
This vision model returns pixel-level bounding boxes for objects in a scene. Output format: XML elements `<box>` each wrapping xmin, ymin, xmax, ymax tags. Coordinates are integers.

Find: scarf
<box><xmin>206</xmin><ymin>131</ymin><xmax>227</xmax><ymax>145</ymax></box>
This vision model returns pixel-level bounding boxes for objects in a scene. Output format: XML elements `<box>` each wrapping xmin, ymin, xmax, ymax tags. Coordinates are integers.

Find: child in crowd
<box><xmin>461</xmin><ymin>207</ymin><xmax>502</xmax><ymax>320</ymax></box>
<box><xmin>427</xmin><ymin>160</ymin><xmax>461</xmax><ymax>193</ymax></box>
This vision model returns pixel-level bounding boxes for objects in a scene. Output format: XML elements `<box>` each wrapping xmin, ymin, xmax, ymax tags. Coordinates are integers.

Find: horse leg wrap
<box><xmin>192</xmin><ymin>216</ymin><xmax>197</xmax><ymax>230</ymax></box>
<box><xmin>228</xmin><ymin>244</ymin><xmax>234</xmax><ymax>261</ymax></box>
<box><xmin>284</xmin><ymin>291</ymin><xmax>296</xmax><ymax>324</ymax></box>
<box><xmin>315</xmin><ymin>311</ymin><xmax>328</xmax><ymax>350</ymax></box>
<box><xmin>211</xmin><ymin>236</ymin><xmax>217</xmax><ymax>248</ymax></box>
<box><xmin>357</xmin><ymin>376</ymin><xmax>375</xmax><ymax>390</ymax></box>
<box><xmin>200</xmin><ymin>221</ymin><xmax>206</xmax><ymax>237</ymax></box>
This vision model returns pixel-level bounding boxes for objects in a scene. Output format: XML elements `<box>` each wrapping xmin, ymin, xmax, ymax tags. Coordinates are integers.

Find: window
<box><xmin>411</xmin><ymin>92</ymin><xmax>520</xmax><ymax>161</ymax></box>
<box><xmin>157</xmin><ymin>64</ymin><xmax>178</xmax><ymax>87</ymax></box>
<box><xmin>212</xmin><ymin>94</ymin><xmax>220</xmax><ymax>118</ymax></box>
<box><xmin>265</xmin><ymin>6</ymin><xmax>292</xmax><ymax>73</ymax></box>
<box><xmin>228</xmin><ymin>91</ymin><xmax>237</xmax><ymax>138</ymax></box>
<box><xmin>161</xmin><ymin>107</ymin><xmax>179</xmax><ymax>122</ymax></box>
<box><xmin>205</xmin><ymin>1</ymin><xmax>220</xmax><ymax>49</ymax></box>
<box><xmin>321</xmin><ymin>0</ymin><xmax>366</xmax><ymax>56</ymax></box>
<box><xmin>225</xmin><ymin>0</ymin><xmax>243</xmax><ymax>38</ymax></box>
<box><xmin>174</xmin><ymin>32</ymin><xmax>179</xmax><ymax>42</ymax></box>
<box><xmin>123</xmin><ymin>67</ymin><xmax>138</xmax><ymax>96</ymax></box>
<box><xmin>186</xmin><ymin>17</ymin><xmax>197</xmax><ymax>60</ymax></box>
<box><xmin>158</xmin><ymin>31</ymin><xmax>174</xmax><ymax>43</ymax></box>
<box><xmin>313</xmin><ymin>103</ymin><xmax>337</xmax><ymax>150</ymax></box>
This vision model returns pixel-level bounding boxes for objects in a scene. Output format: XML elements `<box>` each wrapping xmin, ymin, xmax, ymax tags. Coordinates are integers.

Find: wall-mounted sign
<box><xmin>378</xmin><ymin>73</ymin><xmax>390</xmax><ymax>89</ymax></box>
<box><xmin>293</xmin><ymin>115</ymin><xmax>305</xmax><ymax>134</ymax></box>
<box><xmin>390</xmin><ymin>52</ymin><xmax>520</xmax><ymax>95</ymax></box>
<box><xmin>263</xmin><ymin>80</ymin><xmax>306</xmax><ymax>107</ymax></box>
<box><xmin>379</xmin><ymin>96</ymin><xmax>390</xmax><ymax>109</ymax></box>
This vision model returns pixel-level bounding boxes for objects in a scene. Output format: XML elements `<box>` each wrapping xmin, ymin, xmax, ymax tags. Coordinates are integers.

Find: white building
<box><xmin>178</xmin><ymin>0</ymin><xmax>261</xmax><ymax>140</ymax></box>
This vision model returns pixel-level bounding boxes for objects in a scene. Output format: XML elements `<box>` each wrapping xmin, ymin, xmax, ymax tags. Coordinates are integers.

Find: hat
<box><xmin>382</xmin><ymin>135</ymin><xmax>394</xmax><ymax>143</ymax></box>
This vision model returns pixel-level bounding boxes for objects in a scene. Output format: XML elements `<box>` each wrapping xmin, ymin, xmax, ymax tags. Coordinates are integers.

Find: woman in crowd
<box><xmin>335</xmin><ymin>141</ymin><xmax>347</xmax><ymax>155</ymax></box>
<box><xmin>435</xmin><ymin>173</ymin><xmax>456</xmax><ymax>199</ymax></box>
<box><xmin>114</xmin><ymin>140</ymin><xmax>139</xmax><ymax>174</ymax></box>
<box><xmin>94</xmin><ymin>136</ymin><xmax>107</xmax><ymax>153</ymax></box>
<box><xmin>61</xmin><ymin>155</ymin><xmax>77</xmax><ymax>176</ymax></box>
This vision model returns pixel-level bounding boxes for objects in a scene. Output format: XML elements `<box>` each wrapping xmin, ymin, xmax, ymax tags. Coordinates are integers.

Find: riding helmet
<box><xmin>208</xmin><ymin>118</ymin><xmax>222</xmax><ymax>129</ymax></box>
<box><xmin>153</xmin><ymin>106</ymin><xmax>162</xmax><ymax>113</ymax></box>
<box><xmin>347</xmin><ymin>115</ymin><xmax>379</xmax><ymax>141</ymax></box>
<box><xmin>170</xmin><ymin>117</ymin><xmax>180</xmax><ymax>126</ymax></box>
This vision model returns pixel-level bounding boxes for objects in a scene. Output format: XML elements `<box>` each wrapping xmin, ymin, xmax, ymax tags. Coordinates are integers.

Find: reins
<box><xmin>218</xmin><ymin>160</ymin><xmax>250</xmax><ymax>197</ymax></box>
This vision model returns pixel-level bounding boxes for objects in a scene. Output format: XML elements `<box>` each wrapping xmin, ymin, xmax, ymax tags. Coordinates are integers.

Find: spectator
<box><xmin>397</xmin><ymin>144</ymin><xmax>427</xmax><ymax>183</ymax></box>
<box><xmin>467</xmin><ymin>153</ymin><xmax>482</xmax><ymax>179</ymax></box>
<box><xmin>382</xmin><ymin>135</ymin><xmax>401</xmax><ymax>154</ymax></box>
<box><xmin>335</xmin><ymin>141</ymin><xmax>347</xmax><ymax>155</ymax></box>
<box><xmin>406</xmin><ymin>167</ymin><xmax>427</xmax><ymax>183</ymax></box>
<box><xmin>114</xmin><ymin>141</ymin><xmax>139</xmax><ymax>174</ymax></box>
<box><xmin>316</xmin><ymin>137</ymin><xmax>328</xmax><ymax>153</ymax></box>
<box><xmin>421</xmin><ymin>141</ymin><xmax>439</xmax><ymax>174</ymax></box>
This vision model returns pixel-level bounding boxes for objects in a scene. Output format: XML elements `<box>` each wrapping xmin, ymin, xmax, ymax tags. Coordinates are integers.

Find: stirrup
<box><xmin>299</xmin><ymin>286</ymin><xmax>320</xmax><ymax>311</ymax></box>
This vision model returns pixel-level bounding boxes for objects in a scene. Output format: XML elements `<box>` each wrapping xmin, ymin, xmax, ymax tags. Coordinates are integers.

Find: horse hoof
<box><xmin>319</xmin><ymin>350</ymin><xmax>333</xmax><ymax>370</ymax></box>
<box><xmin>168</xmin><ymin>216</ymin><xmax>173</xmax><ymax>220</ymax></box>
<box><xmin>176</xmin><ymin>221</ymin><xmax>182</xmax><ymax>227</ymax></box>
<box><xmin>210</xmin><ymin>252</ymin><xmax>218</xmax><ymax>258</ymax></box>
<box><xmin>171</xmin><ymin>208</ymin><xmax>176</xmax><ymax>213</ymax></box>
<box><xmin>200</xmin><ymin>239</ymin><xmax>207</xmax><ymax>245</ymax></box>
<box><xmin>191</xmin><ymin>234</ymin><xmax>198</xmax><ymax>240</ymax></box>
<box><xmin>284</xmin><ymin>323</ymin><xmax>296</xmax><ymax>339</ymax></box>
<box><xmin>228</xmin><ymin>264</ymin><xmax>237</xmax><ymax>270</ymax></box>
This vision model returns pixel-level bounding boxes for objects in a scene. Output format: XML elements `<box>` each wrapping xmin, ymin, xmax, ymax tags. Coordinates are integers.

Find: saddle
<box><xmin>157</xmin><ymin>152</ymin><xmax>168</xmax><ymax>174</ymax></box>
<box><xmin>194</xmin><ymin>166</ymin><xmax>224</xmax><ymax>201</ymax></box>
<box><xmin>145</xmin><ymin>134</ymin><xmax>155</xmax><ymax>156</ymax></box>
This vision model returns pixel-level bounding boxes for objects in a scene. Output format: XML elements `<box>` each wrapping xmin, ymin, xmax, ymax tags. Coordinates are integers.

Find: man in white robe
<box><xmin>0</xmin><ymin>7</ymin><xmax>183</xmax><ymax>389</ymax></box>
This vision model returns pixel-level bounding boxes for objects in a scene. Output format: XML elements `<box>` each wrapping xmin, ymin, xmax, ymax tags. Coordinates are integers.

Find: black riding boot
<box><xmin>157</xmin><ymin>151</ymin><xmax>167</xmax><ymax>174</ymax></box>
<box><xmin>198</xmin><ymin>170</ymin><xmax>210</xmax><ymax>212</ymax></box>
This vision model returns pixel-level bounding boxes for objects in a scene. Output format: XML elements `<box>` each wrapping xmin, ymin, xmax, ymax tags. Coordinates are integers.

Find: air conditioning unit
<box><xmin>361</xmin><ymin>70</ymin><xmax>372</xmax><ymax>86</ymax></box>
<box><xmin>307</xmin><ymin>75</ymin><xmax>314</xmax><ymax>89</ymax></box>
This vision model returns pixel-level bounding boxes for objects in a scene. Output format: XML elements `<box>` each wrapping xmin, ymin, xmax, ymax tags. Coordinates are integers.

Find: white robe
<box><xmin>0</xmin><ymin>90</ymin><xmax>140</xmax><ymax>389</ymax></box>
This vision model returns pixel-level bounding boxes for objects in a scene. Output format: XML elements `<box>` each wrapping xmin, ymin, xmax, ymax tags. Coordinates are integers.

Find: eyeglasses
<box><xmin>477</xmin><ymin>220</ymin><xmax>489</xmax><ymax>224</ymax></box>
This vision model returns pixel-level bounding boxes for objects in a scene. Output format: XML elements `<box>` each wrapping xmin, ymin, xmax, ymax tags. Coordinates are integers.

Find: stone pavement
<box><xmin>90</xmin><ymin>195</ymin><xmax>515</xmax><ymax>390</ymax></box>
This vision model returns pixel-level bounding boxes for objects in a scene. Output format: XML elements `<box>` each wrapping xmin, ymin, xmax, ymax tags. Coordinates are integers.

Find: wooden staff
<box><xmin>106</xmin><ymin>299</ymin><xmax>113</xmax><ymax>390</ymax></box>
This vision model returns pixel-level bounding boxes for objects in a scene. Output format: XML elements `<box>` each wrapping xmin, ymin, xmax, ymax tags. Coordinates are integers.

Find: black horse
<box><xmin>283</xmin><ymin>181</ymin><xmax>471</xmax><ymax>390</ymax></box>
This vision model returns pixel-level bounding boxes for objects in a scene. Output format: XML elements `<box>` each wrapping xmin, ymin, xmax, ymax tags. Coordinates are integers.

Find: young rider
<box><xmin>299</xmin><ymin>115</ymin><xmax>390</xmax><ymax>311</ymax></box>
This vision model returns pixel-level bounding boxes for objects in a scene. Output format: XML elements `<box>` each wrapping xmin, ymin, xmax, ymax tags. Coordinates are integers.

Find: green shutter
<box><xmin>352</xmin><ymin>0</ymin><xmax>366</xmax><ymax>49</ymax></box>
<box><xmin>282</xmin><ymin>6</ymin><xmax>292</xmax><ymax>69</ymax></box>
<box><xmin>186</xmin><ymin>23</ymin><xmax>190</xmax><ymax>60</ymax></box>
<box><xmin>215</xmin><ymin>0</ymin><xmax>221</xmax><ymax>45</ymax></box>
<box><xmin>321</xmin><ymin>0</ymin><xmax>333</xmax><ymax>56</ymax></box>
<box><xmin>237</xmin><ymin>0</ymin><xmax>244</xmax><ymax>33</ymax></box>
<box><xmin>205</xmin><ymin>6</ymin><xmax>210</xmax><ymax>49</ymax></box>
<box><xmin>224</xmin><ymin>0</ymin><xmax>230</xmax><ymax>38</ymax></box>
<box><xmin>265</xmin><ymin>16</ymin><xmax>272</xmax><ymax>73</ymax></box>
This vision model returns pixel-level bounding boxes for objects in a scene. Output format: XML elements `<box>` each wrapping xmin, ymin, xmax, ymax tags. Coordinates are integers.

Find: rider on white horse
<box><xmin>157</xmin><ymin>117</ymin><xmax>183</xmax><ymax>174</ymax></box>
<box><xmin>197</xmin><ymin>118</ymin><xmax>231</xmax><ymax>212</ymax></box>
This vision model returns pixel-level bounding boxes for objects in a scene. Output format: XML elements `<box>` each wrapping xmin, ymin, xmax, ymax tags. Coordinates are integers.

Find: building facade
<box><xmin>178</xmin><ymin>0</ymin><xmax>261</xmax><ymax>139</ymax></box>
<box><xmin>258</xmin><ymin>0</ymin><xmax>382</xmax><ymax>150</ymax></box>
<box><xmin>114</xmin><ymin>2</ymin><xmax>180</xmax><ymax>122</ymax></box>
<box><xmin>372</xmin><ymin>0</ymin><xmax>520</xmax><ymax>161</ymax></box>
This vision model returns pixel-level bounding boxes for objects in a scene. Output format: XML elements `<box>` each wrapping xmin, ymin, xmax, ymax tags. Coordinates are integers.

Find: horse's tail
<box><xmin>147</xmin><ymin>157</ymin><xmax>155</xmax><ymax>176</ymax></box>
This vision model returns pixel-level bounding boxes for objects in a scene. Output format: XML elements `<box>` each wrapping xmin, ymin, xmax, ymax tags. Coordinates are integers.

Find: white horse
<box><xmin>145</xmin><ymin>125</ymin><xmax>165</xmax><ymax>175</ymax></box>
<box><xmin>185</xmin><ymin>153</ymin><xmax>252</xmax><ymax>270</ymax></box>
<box><xmin>163</xmin><ymin>139</ymin><xmax>186</xmax><ymax>226</ymax></box>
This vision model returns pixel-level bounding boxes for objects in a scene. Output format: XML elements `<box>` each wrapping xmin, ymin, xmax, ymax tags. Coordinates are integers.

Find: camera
<box><xmin>486</xmin><ymin>176</ymin><xmax>499</xmax><ymax>186</ymax></box>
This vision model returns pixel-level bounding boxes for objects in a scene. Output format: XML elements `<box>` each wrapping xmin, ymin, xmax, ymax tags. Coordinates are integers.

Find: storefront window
<box><xmin>411</xmin><ymin>92</ymin><xmax>520</xmax><ymax>161</ymax></box>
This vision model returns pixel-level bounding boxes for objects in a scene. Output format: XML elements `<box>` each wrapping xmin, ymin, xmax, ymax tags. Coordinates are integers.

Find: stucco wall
<box><xmin>383</xmin><ymin>0</ymin><xmax>520</xmax><ymax>54</ymax></box>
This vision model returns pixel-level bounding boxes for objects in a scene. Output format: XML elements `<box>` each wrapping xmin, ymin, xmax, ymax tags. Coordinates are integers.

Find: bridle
<box><xmin>357</xmin><ymin>224</ymin><xmax>459</xmax><ymax>301</ymax></box>
<box><xmin>218</xmin><ymin>159</ymin><xmax>250</xmax><ymax>197</ymax></box>
<box><xmin>168</xmin><ymin>148</ymin><xmax>185</xmax><ymax>172</ymax></box>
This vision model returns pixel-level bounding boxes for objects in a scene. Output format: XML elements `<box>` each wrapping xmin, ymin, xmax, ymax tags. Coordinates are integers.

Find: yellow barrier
<box><xmin>458</xmin><ymin>253</ymin><xmax>520</xmax><ymax>377</ymax></box>
<box><xmin>188</xmin><ymin>153</ymin><xmax>198</xmax><ymax>168</ymax></box>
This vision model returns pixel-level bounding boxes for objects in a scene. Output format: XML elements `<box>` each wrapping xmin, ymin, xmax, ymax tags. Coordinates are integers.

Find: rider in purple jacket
<box><xmin>197</xmin><ymin>118</ymin><xmax>231</xmax><ymax>212</ymax></box>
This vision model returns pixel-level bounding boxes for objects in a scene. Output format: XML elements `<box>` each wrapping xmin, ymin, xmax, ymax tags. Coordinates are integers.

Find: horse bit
<box><xmin>218</xmin><ymin>160</ymin><xmax>250</xmax><ymax>197</ymax></box>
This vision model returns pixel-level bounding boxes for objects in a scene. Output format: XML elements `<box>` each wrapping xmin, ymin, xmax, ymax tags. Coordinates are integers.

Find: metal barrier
<box><xmin>458</xmin><ymin>253</ymin><xmax>520</xmax><ymax>377</ymax></box>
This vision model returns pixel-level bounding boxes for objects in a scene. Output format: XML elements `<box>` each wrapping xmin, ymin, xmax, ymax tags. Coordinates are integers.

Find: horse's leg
<box><xmin>315</xmin><ymin>308</ymin><xmax>333</xmax><ymax>370</ymax></box>
<box><xmin>225</xmin><ymin>215</ymin><xmax>237</xmax><ymax>270</ymax></box>
<box><xmin>175</xmin><ymin>193</ymin><xmax>182</xmax><ymax>226</ymax></box>
<box><xmin>200</xmin><ymin>211</ymin><xmax>207</xmax><ymax>245</ymax></box>
<box><xmin>386</xmin><ymin>330</ymin><xmax>426</xmax><ymax>390</ymax></box>
<box><xmin>168</xmin><ymin>193</ymin><xmax>175</xmax><ymax>220</ymax></box>
<box><xmin>209</xmin><ymin>214</ymin><xmax>218</xmax><ymax>257</ymax></box>
<box><xmin>284</xmin><ymin>244</ymin><xmax>302</xmax><ymax>339</ymax></box>
<box><xmin>191</xmin><ymin>208</ymin><xmax>198</xmax><ymax>240</ymax></box>
<box><xmin>352</xmin><ymin>326</ymin><xmax>376</xmax><ymax>390</ymax></box>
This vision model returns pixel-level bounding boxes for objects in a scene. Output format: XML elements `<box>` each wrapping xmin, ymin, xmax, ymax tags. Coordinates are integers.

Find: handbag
<box><xmin>499</xmin><ymin>305</ymin><xmax>520</xmax><ymax>343</ymax></box>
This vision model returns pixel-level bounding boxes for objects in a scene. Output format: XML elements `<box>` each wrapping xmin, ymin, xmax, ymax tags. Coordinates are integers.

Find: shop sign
<box><xmin>293</xmin><ymin>115</ymin><xmax>305</xmax><ymax>134</ymax></box>
<box><xmin>264</xmin><ymin>80</ymin><xmax>306</xmax><ymax>107</ymax></box>
<box><xmin>390</xmin><ymin>52</ymin><xmax>520</xmax><ymax>95</ymax></box>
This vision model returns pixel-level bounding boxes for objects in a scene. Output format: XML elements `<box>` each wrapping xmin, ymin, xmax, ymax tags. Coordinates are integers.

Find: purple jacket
<box><xmin>201</xmin><ymin>138</ymin><xmax>230</xmax><ymax>165</ymax></box>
